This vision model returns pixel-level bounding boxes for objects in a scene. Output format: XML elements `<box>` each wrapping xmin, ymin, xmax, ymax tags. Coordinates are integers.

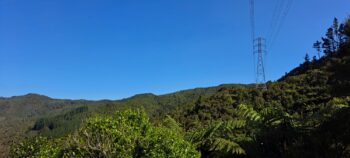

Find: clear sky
<box><xmin>0</xmin><ymin>0</ymin><xmax>349</xmax><ymax>100</ymax></box>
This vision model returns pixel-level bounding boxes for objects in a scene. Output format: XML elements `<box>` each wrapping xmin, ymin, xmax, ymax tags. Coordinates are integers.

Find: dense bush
<box><xmin>11</xmin><ymin>109</ymin><xmax>200</xmax><ymax>158</ymax></box>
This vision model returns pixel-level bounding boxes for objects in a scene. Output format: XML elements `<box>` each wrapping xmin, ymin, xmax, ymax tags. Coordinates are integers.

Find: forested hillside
<box><xmin>0</xmin><ymin>94</ymin><xmax>110</xmax><ymax>157</ymax></box>
<box><xmin>165</xmin><ymin>18</ymin><xmax>350</xmax><ymax>157</ymax></box>
<box><xmin>0</xmin><ymin>84</ymin><xmax>222</xmax><ymax>157</ymax></box>
<box><xmin>6</xmin><ymin>18</ymin><xmax>350</xmax><ymax>157</ymax></box>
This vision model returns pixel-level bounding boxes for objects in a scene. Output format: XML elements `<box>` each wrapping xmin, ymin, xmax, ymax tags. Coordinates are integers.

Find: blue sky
<box><xmin>0</xmin><ymin>0</ymin><xmax>349</xmax><ymax>100</ymax></box>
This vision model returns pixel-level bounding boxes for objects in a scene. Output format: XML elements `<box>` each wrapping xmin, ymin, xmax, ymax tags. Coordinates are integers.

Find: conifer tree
<box><xmin>304</xmin><ymin>53</ymin><xmax>310</xmax><ymax>63</ymax></box>
<box><xmin>333</xmin><ymin>18</ymin><xmax>339</xmax><ymax>47</ymax></box>
<box><xmin>338</xmin><ymin>23</ymin><xmax>346</xmax><ymax>45</ymax></box>
<box><xmin>322</xmin><ymin>37</ymin><xmax>331</xmax><ymax>55</ymax></box>
<box><xmin>326</xmin><ymin>28</ymin><xmax>336</xmax><ymax>52</ymax></box>
<box><xmin>344</xmin><ymin>19</ymin><xmax>350</xmax><ymax>40</ymax></box>
<box><xmin>313</xmin><ymin>40</ymin><xmax>322</xmax><ymax>58</ymax></box>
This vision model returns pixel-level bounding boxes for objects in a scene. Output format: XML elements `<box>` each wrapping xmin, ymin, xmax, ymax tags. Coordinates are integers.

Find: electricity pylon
<box><xmin>254</xmin><ymin>37</ymin><xmax>267</xmax><ymax>90</ymax></box>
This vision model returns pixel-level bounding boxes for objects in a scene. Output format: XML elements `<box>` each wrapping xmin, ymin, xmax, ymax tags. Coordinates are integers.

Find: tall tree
<box><xmin>326</xmin><ymin>28</ymin><xmax>336</xmax><ymax>52</ymax></box>
<box><xmin>313</xmin><ymin>40</ymin><xmax>322</xmax><ymax>58</ymax></box>
<box><xmin>333</xmin><ymin>18</ymin><xmax>340</xmax><ymax>48</ymax></box>
<box><xmin>304</xmin><ymin>53</ymin><xmax>310</xmax><ymax>63</ymax></box>
<box><xmin>322</xmin><ymin>37</ymin><xmax>331</xmax><ymax>55</ymax></box>
<box><xmin>344</xmin><ymin>19</ymin><xmax>350</xmax><ymax>40</ymax></box>
<box><xmin>338</xmin><ymin>23</ymin><xmax>346</xmax><ymax>45</ymax></box>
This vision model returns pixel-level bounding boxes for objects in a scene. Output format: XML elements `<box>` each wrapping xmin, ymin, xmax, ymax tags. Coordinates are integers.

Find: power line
<box><xmin>249</xmin><ymin>0</ymin><xmax>267</xmax><ymax>90</ymax></box>
<box><xmin>269</xmin><ymin>0</ymin><xmax>294</xmax><ymax>49</ymax></box>
<box><xmin>270</xmin><ymin>0</ymin><xmax>293</xmax><ymax>48</ymax></box>
<box><xmin>267</xmin><ymin>0</ymin><xmax>285</xmax><ymax>45</ymax></box>
<box><xmin>249</xmin><ymin>0</ymin><xmax>255</xmax><ymax>41</ymax></box>
<box><xmin>247</xmin><ymin>0</ymin><xmax>294</xmax><ymax>90</ymax></box>
<box><xmin>249</xmin><ymin>0</ymin><xmax>257</xmax><ymax>81</ymax></box>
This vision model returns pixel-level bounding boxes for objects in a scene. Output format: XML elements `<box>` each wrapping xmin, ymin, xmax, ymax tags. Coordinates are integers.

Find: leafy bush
<box><xmin>11</xmin><ymin>109</ymin><xmax>200</xmax><ymax>158</ymax></box>
<box><xmin>10</xmin><ymin>137</ymin><xmax>62</xmax><ymax>158</ymax></box>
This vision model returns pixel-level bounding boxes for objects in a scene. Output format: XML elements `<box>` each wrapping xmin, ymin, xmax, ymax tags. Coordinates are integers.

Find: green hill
<box><xmin>163</xmin><ymin>18</ymin><xmax>350</xmax><ymax>157</ymax></box>
<box><xmin>0</xmin><ymin>94</ymin><xmax>110</xmax><ymax>157</ymax></box>
<box><xmin>0</xmin><ymin>84</ymin><xmax>226</xmax><ymax>157</ymax></box>
<box><xmin>26</xmin><ymin>85</ymin><xmax>226</xmax><ymax>139</ymax></box>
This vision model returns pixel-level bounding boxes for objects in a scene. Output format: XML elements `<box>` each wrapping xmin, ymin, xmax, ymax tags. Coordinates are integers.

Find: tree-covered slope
<box><xmin>0</xmin><ymin>94</ymin><xmax>109</xmax><ymax>157</ymax></box>
<box><xmin>0</xmin><ymin>84</ymin><xmax>228</xmax><ymax>157</ymax></box>
<box><xmin>28</xmin><ymin>84</ymin><xmax>237</xmax><ymax>138</ymax></box>
<box><xmin>162</xmin><ymin>18</ymin><xmax>350</xmax><ymax>157</ymax></box>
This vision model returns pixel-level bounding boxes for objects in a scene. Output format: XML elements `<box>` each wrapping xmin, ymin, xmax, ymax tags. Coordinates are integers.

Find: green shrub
<box><xmin>10</xmin><ymin>137</ymin><xmax>61</xmax><ymax>158</ymax></box>
<box><xmin>11</xmin><ymin>109</ymin><xmax>200</xmax><ymax>158</ymax></box>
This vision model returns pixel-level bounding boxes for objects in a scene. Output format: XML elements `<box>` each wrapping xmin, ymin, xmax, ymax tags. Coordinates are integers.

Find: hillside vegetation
<box><xmin>0</xmin><ymin>94</ymin><xmax>110</xmax><ymax>157</ymax></box>
<box><xmin>5</xmin><ymin>18</ymin><xmax>350</xmax><ymax>157</ymax></box>
<box><xmin>0</xmin><ymin>84</ymin><xmax>222</xmax><ymax>157</ymax></box>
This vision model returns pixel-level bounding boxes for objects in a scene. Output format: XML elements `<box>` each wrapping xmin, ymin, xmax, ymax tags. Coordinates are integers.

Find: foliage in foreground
<box><xmin>11</xmin><ymin>109</ymin><xmax>200</xmax><ymax>158</ymax></box>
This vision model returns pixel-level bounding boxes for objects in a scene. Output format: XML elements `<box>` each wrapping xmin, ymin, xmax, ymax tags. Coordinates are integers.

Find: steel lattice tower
<box><xmin>253</xmin><ymin>37</ymin><xmax>267</xmax><ymax>90</ymax></box>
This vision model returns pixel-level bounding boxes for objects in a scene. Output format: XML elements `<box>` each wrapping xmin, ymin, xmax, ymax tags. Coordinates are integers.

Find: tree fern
<box><xmin>189</xmin><ymin>119</ymin><xmax>250</xmax><ymax>156</ymax></box>
<box><xmin>237</xmin><ymin>104</ymin><xmax>262</xmax><ymax>122</ymax></box>
<box><xmin>210</xmin><ymin>138</ymin><xmax>246</xmax><ymax>155</ymax></box>
<box><xmin>162</xmin><ymin>115</ymin><xmax>183</xmax><ymax>134</ymax></box>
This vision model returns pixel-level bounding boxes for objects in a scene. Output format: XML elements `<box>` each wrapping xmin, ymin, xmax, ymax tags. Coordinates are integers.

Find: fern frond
<box><xmin>260</xmin><ymin>106</ymin><xmax>277</xmax><ymax>117</ymax></box>
<box><xmin>201</xmin><ymin>122</ymin><xmax>223</xmax><ymax>139</ymax></box>
<box><xmin>224</xmin><ymin>119</ymin><xmax>246</xmax><ymax>130</ymax></box>
<box><xmin>209</xmin><ymin>138</ymin><xmax>246</xmax><ymax>155</ymax></box>
<box><xmin>237</xmin><ymin>104</ymin><xmax>262</xmax><ymax>121</ymax></box>
<box><xmin>162</xmin><ymin>115</ymin><xmax>183</xmax><ymax>134</ymax></box>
